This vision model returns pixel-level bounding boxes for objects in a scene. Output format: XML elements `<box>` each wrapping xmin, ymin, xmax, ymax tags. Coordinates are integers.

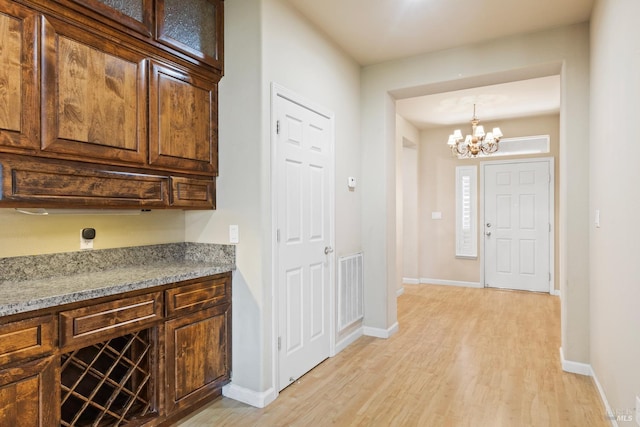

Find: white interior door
<box><xmin>275</xmin><ymin>91</ymin><xmax>333</xmax><ymax>391</ymax></box>
<box><xmin>483</xmin><ymin>160</ymin><xmax>551</xmax><ymax>292</ymax></box>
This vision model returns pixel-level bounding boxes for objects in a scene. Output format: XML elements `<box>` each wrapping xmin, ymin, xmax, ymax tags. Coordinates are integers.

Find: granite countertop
<box><xmin>0</xmin><ymin>243</ymin><xmax>235</xmax><ymax>317</ymax></box>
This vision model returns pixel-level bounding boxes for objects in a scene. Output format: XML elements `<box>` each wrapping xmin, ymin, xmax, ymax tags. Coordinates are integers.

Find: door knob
<box><xmin>324</xmin><ymin>246</ymin><xmax>334</xmax><ymax>255</ymax></box>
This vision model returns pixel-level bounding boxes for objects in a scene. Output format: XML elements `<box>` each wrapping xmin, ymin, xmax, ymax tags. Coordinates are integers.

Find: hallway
<box><xmin>177</xmin><ymin>285</ymin><xmax>608</xmax><ymax>426</ymax></box>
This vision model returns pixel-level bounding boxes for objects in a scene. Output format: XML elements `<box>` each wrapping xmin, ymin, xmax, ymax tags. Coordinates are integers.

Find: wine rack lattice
<box><xmin>60</xmin><ymin>329</ymin><xmax>155</xmax><ymax>426</ymax></box>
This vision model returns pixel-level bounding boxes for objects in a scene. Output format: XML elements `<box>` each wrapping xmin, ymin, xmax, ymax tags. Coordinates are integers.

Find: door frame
<box><xmin>479</xmin><ymin>157</ymin><xmax>555</xmax><ymax>294</ymax></box>
<box><xmin>270</xmin><ymin>83</ymin><xmax>336</xmax><ymax>393</ymax></box>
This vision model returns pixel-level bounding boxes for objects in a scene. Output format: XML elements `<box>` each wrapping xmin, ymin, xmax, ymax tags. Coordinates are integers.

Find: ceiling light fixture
<box><xmin>447</xmin><ymin>104</ymin><xmax>503</xmax><ymax>158</ymax></box>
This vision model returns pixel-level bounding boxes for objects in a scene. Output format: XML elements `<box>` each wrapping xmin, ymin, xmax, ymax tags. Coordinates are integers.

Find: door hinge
<box><xmin>276</xmin><ymin>229</ymin><xmax>280</xmax><ymax>243</ymax></box>
<box><xmin>276</xmin><ymin>120</ymin><xmax>280</xmax><ymax>135</ymax></box>
<box><xmin>278</xmin><ymin>336</ymin><xmax>281</xmax><ymax>351</ymax></box>
<box><xmin>549</xmin><ymin>272</ymin><xmax>551</xmax><ymax>281</ymax></box>
<box><xmin>549</xmin><ymin>223</ymin><xmax>551</xmax><ymax>232</ymax></box>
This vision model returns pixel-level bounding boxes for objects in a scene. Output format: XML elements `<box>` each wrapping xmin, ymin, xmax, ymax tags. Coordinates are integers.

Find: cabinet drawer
<box><xmin>165</xmin><ymin>277</ymin><xmax>228</xmax><ymax>317</ymax></box>
<box><xmin>60</xmin><ymin>292</ymin><xmax>162</xmax><ymax>350</ymax></box>
<box><xmin>0</xmin><ymin>316</ymin><xmax>55</xmax><ymax>366</ymax></box>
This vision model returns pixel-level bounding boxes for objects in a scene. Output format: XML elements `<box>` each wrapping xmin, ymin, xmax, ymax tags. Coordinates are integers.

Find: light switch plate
<box><xmin>229</xmin><ymin>225</ymin><xmax>239</xmax><ymax>244</ymax></box>
<box><xmin>431</xmin><ymin>211</ymin><xmax>442</xmax><ymax>220</ymax></box>
<box><xmin>635</xmin><ymin>395</ymin><xmax>640</xmax><ymax>426</ymax></box>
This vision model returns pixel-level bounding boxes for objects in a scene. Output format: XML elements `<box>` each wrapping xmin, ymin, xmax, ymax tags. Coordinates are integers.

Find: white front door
<box><xmin>483</xmin><ymin>160</ymin><xmax>551</xmax><ymax>292</ymax></box>
<box><xmin>275</xmin><ymin>90</ymin><xmax>333</xmax><ymax>391</ymax></box>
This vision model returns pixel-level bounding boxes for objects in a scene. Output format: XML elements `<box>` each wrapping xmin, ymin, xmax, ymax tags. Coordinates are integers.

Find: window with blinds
<box><xmin>456</xmin><ymin>165</ymin><xmax>477</xmax><ymax>258</ymax></box>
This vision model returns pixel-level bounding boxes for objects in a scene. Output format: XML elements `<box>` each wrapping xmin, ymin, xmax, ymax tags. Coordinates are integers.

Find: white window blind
<box><xmin>456</xmin><ymin>165</ymin><xmax>477</xmax><ymax>258</ymax></box>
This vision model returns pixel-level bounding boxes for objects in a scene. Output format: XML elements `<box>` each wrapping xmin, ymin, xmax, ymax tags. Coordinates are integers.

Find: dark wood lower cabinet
<box><xmin>0</xmin><ymin>356</ymin><xmax>58</xmax><ymax>427</ymax></box>
<box><xmin>0</xmin><ymin>273</ymin><xmax>231</xmax><ymax>426</ymax></box>
<box><xmin>165</xmin><ymin>304</ymin><xmax>230</xmax><ymax>414</ymax></box>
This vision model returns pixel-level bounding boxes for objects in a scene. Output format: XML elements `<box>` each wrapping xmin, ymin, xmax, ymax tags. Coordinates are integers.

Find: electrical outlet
<box><xmin>80</xmin><ymin>230</ymin><xmax>94</xmax><ymax>250</ymax></box>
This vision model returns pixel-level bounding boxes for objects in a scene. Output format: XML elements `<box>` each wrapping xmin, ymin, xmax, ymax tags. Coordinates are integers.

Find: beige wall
<box><xmin>418</xmin><ymin>114</ymin><xmax>560</xmax><ymax>287</ymax></box>
<box><xmin>0</xmin><ymin>209</ymin><xmax>184</xmax><ymax>258</ymax></box>
<box><xmin>590</xmin><ymin>0</ymin><xmax>640</xmax><ymax>419</ymax></box>
<box><xmin>185</xmin><ymin>0</ymin><xmax>362</xmax><ymax>397</ymax></box>
<box><xmin>396</xmin><ymin>115</ymin><xmax>420</xmax><ymax>288</ymax></box>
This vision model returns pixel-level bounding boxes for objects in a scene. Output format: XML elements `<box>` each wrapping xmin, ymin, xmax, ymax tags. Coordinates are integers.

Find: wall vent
<box><xmin>338</xmin><ymin>252</ymin><xmax>364</xmax><ymax>332</ymax></box>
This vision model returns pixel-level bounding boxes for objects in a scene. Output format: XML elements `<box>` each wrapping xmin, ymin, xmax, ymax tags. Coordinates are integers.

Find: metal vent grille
<box><xmin>338</xmin><ymin>252</ymin><xmax>364</xmax><ymax>332</ymax></box>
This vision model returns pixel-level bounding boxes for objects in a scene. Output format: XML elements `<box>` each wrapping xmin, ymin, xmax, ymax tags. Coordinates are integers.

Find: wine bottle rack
<box><xmin>60</xmin><ymin>329</ymin><xmax>155</xmax><ymax>426</ymax></box>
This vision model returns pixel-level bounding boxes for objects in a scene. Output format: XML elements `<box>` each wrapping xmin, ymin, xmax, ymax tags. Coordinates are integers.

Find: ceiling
<box><xmin>284</xmin><ymin>0</ymin><xmax>593</xmax><ymax>128</ymax></box>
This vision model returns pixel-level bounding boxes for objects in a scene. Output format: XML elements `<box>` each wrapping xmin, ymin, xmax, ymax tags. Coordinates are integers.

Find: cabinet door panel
<box><xmin>0</xmin><ymin>356</ymin><xmax>58</xmax><ymax>427</ymax></box>
<box><xmin>155</xmin><ymin>0</ymin><xmax>223</xmax><ymax>70</ymax></box>
<box><xmin>165</xmin><ymin>304</ymin><xmax>230</xmax><ymax>412</ymax></box>
<box><xmin>41</xmin><ymin>18</ymin><xmax>148</xmax><ymax>165</ymax></box>
<box><xmin>66</xmin><ymin>0</ymin><xmax>153</xmax><ymax>36</ymax></box>
<box><xmin>149</xmin><ymin>62</ymin><xmax>217</xmax><ymax>174</ymax></box>
<box><xmin>0</xmin><ymin>1</ymin><xmax>39</xmax><ymax>152</ymax></box>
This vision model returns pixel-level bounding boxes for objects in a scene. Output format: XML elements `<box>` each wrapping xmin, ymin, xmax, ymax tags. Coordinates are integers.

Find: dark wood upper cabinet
<box><xmin>66</xmin><ymin>0</ymin><xmax>153</xmax><ymax>36</ymax></box>
<box><xmin>156</xmin><ymin>0</ymin><xmax>224</xmax><ymax>71</ymax></box>
<box><xmin>41</xmin><ymin>17</ymin><xmax>149</xmax><ymax>166</ymax></box>
<box><xmin>149</xmin><ymin>61</ymin><xmax>218</xmax><ymax>174</ymax></box>
<box><xmin>0</xmin><ymin>0</ymin><xmax>223</xmax><ymax>209</ymax></box>
<box><xmin>0</xmin><ymin>1</ymin><xmax>40</xmax><ymax>153</ymax></box>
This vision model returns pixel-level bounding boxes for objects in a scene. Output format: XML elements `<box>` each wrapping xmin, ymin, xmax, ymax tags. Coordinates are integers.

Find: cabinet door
<box><xmin>65</xmin><ymin>0</ymin><xmax>153</xmax><ymax>36</ymax></box>
<box><xmin>0</xmin><ymin>356</ymin><xmax>58</xmax><ymax>427</ymax></box>
<box><xmin>149</xmin><ymin>61</ymin><xmax>218</xmax><ymax>174</ymax></box>
<box><xmin>0</xmin><ymin>1</ymin><xmax>39</xmax><ymax>152</ymax></box>
<box><xmin>41</xmin><ymin>17</ymin><xmax>148</xmax><ymax>166</ymax></box>
<box><xmin>165</xmin><ymin>303</ymin><xmax>230</xmax><ymax>413</ymax></box>
<box><xmin>155</xmin><ymin>0</ymin><xmax>223</xmax><ymax>71</ymax></box>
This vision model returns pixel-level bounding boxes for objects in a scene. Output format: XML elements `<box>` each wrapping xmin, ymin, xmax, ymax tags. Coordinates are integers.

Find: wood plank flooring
<box><xmin>175</xmin><ymin>285</ymin><xmax>609</xmax><ymax>427</ymax></box>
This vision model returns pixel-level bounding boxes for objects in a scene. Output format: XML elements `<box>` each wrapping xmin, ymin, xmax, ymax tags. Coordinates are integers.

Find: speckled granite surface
<box><xmin>0</xmin><ymin>243</ymin><xmax>235</xmax><ymax>317</ymax></box>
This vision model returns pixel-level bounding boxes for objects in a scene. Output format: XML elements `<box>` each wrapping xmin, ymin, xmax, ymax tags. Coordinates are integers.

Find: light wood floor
<box><xmin>175</xmin><ymin>285</ymin><xmax>608</xmax><ymax>427</ymax></box>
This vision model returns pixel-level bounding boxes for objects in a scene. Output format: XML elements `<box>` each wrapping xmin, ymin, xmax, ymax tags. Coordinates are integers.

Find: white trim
<box><xmin>222</xmin><ymin>383</ymin><xmax>278</xmax><ymax>409</ymax></box>
<box><xmin>419</xmin><ymin>278</ymin><xmax>483</xmax><ymax>289</ymax></box>
<box><xmin>364</xmin><ymin>322</ymin><xmax>399</xmax><ymax>339</ymax></box>
<box><xmin>396</xmin><ymin>286</ymin><xmax>405</xmax><ymax>296</ymax></box>
<box><xmin>551</xmin><ymin>289</ymin><xmax>560</xmax><ymax>297</ymax></box>
<box><xmin>559</xmin><ymin>347</ymin><xmax>592</xmax><ymax>376</ymax></box>
<box><xmin>557</xmin><ymin>349</ymin><xmax>619</xmax><ymax>426</ymax></box>
<box><xmin>334</xmin><ymin>326</ymin><xmax>363</xmax><ymax>355</ymax></box>
<box><xmin>480</xmin><ymin>157</ymin><xmax>555</xmax><ymax>294</ymax></box>
<box><xmin>403</xmin><ymin>277</ymin><xmax>420</xmax><ymax>285</ymax></box>
<box><xmin>591</xmin><ymin>369</ymin><xmax>619</xmax><ymax>427</ymax></box>
<box><xmin>271</xmin><ymin>83</ymin><xmax>336</xmax><ymax>394</ymax></box>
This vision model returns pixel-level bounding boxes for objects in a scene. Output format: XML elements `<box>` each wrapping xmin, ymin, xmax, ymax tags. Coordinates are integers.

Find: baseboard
<box><xmin>591</xmin><ymin>368</ymin><xmax>620</xmax><ymax>427</ymax></box>
<box><xmin>419</xmin><ymin>278</ymin><xmax>483</xmax><ymax>288</ymax></box>
<box><xmin>363</xmin><ymin>322</ymin><xmax>399</xmax><ymax>339</ymax></box>
<box><xmin>396</xmin><ymin>286</ymin><xmax>405</xmax><ymax>296</ymax></box>
<box><xmin>551</xmin><ymin>289</ymin><xmax>561</xmax><ymax>297</ymax></box>
<box><xmin>403</xmin><ymin>278</ymin><xmax>420</xmax><ymax>285</ymax></box>
<box><xmin>222</xmin><ymin>383</ymin><xmax>277</xmax><ymax>408</ymax></box>
<box><xmin>559</xmin><ymin>347</ymin><xmax>592</xmax><ymax>376</ymax></box>
<box><xmin>334</xmin><ymin>326</ymin><xmax>363</xmax><ymax>355</ymax></box>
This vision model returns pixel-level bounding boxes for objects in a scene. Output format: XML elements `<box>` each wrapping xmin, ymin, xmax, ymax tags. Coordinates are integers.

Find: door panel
<box><xmin>276</xmin><ymin>93</ymin><xmax>332</xmax><ymax>390</ymax></box>
<box><xmin>484</xmin><ymin>161</ymin><xmax>550</xmax><ymax>292</ymax></box>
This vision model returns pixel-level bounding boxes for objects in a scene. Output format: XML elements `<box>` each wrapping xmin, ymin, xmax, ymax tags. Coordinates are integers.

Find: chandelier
<box><xmin>447</xmin><ymin>104</ymin><xmax>503</xmax><ymax>158</ymax></box>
